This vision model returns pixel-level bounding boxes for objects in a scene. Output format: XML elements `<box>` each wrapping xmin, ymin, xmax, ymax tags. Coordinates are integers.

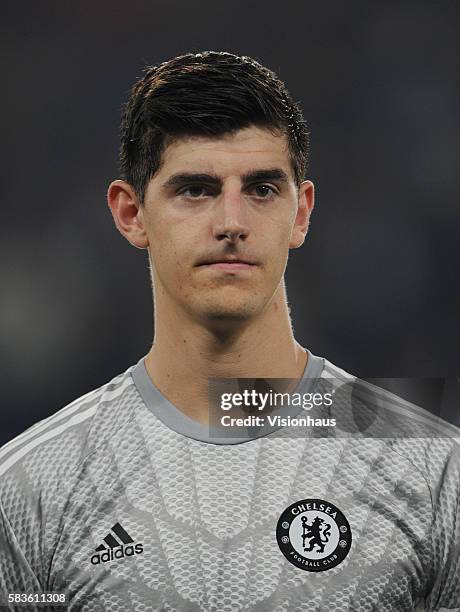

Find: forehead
<box><xmin>156</xmin><ymin>126</ymin><xmax>293</xmax><ymax>179</ymax></box>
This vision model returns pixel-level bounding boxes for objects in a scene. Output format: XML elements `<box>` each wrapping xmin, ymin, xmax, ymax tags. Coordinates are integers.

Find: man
<box><xmin>0</xmin><ymin>52</ymin><xmax>458</xmax><ymax>611</ymax></box>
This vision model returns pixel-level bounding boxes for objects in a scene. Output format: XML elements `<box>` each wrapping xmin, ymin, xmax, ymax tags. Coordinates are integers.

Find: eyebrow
<box><xmin>241</xmin><ymin>168</ymin><xmax>290</xmax><ymax>184</ymax></box>
<box><xmin>162</xmin><ymin>168</ymin><xmax>290</xmax><ymax>190</ymax></box>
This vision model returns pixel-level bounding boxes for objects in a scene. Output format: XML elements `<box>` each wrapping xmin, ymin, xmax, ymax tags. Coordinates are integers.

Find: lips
<box><xmin>206</xmin><ymin>261</ymin><xmax>253</xmax><ymax>270</ymax></box>
<box><xmin>197</xmin><ymin>257</ymin><xmax>257</xmax><ymax>271</ymax></box>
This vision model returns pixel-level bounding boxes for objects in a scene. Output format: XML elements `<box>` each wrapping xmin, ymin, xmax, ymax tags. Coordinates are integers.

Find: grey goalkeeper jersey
<box><xmin>0</xmin><ymin>351</ymin><xmax>459</xmax><ymax>611</ymax></box>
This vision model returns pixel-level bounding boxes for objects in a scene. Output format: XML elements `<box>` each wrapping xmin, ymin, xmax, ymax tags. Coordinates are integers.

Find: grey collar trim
<box><xmin>132</xmin><ymin>349</ymin><xmax>325</xmax><ymax>445</ymax></box>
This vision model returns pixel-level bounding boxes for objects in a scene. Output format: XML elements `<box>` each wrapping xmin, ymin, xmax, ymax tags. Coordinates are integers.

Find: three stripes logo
<box><xmin>90</xmin><ymin>522</ymin><xmax>144</xmax><ymax>565</ymax></box>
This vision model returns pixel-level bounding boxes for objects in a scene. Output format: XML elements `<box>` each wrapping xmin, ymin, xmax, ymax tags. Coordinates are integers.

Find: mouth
<box><xmin>197</xmin><ymin>258</ymin><xmax>258</xmax><ymax>272</ymax></box>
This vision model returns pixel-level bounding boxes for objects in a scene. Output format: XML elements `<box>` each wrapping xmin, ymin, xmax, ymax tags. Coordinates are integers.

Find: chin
<box><xmin>204</xmin><ymin>308</ymin><xmax>254</xmax><ymax>322</ymax></box>
<box><xmin>193</xmin><ymin>295</ymin><xmax>262</xmax><ymax>323</ymax></box>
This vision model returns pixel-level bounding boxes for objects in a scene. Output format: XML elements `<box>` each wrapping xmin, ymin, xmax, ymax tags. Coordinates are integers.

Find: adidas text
<box><xmin>91</xmin><ymin>543</ymin><xmax>144</xmax><ymax>565</ymax></box>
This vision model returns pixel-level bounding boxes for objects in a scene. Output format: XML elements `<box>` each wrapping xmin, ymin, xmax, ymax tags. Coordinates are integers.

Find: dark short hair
<box><xmin>119</xmin><ymin>51</ymin><xmax>309</xmax><ymax>204</ymax></box>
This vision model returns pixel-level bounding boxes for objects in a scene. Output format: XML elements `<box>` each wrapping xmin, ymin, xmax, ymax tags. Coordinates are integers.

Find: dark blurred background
<box><xmin>1</xmin><ymin>0</ymin><xmax>459</xmax><ymax>444</ymax></box>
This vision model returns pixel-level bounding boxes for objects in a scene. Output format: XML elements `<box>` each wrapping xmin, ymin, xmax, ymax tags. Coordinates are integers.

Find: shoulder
<box><xmin>0</xmin><ymin>362</ymin><xmax>141</xmax><ymax>579</ymax></box>
<box><xmin>0</xmin><ymin>363</ymin><xmax>139</xmax><ymax>495</ymax></box>
<box><xmin>321</xmin><ymin>355</ymin><xmax>460</xmax><ymax>435</ymax></box>
<box><xmin>320</xmin><ymin>355</ymin><xmax>460</xmax><ymax>498</ymax></box>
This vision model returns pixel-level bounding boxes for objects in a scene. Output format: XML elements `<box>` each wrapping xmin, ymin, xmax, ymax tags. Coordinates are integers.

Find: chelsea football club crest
<box><xmin>276</xmin><ymin>498</ymin><xmax>352</xmax><ymax>572</ymax></box>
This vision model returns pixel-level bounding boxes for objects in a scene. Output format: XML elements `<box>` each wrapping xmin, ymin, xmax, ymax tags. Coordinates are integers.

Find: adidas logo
<box><xmin>90</xmin><ymin>522</ymin><xmax>144</xmax><ymax>565</ymax></box>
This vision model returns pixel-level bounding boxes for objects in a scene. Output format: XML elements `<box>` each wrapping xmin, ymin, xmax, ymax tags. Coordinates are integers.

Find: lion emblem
<box><xmin>301</xmin><ymin>515</ymin><xmax>331</xmax><ymax>553</ymax></box>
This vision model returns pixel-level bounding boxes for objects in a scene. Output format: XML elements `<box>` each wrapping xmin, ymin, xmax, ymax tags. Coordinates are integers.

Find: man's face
<box><xmin>140</xmin><ymin>125</ymin><xmax>312</xmax><ymax>323</ymax></box>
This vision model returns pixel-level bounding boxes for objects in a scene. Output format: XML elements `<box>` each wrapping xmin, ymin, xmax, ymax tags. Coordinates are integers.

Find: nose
<box><xmin>213</xmin><ymin>185</ymin><xmax>250</xmax><ymax>243</ymax></box>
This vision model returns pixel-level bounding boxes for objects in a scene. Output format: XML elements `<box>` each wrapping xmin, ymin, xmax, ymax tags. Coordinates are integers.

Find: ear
<box><xmin>107</xmin><ymin>180</ymin><xmax>149</xmax><ymax>249</ymax></box>
<box><xmin>289</xmin><ymin>180</ymin><xmax>315</xmax><ymax>249</ymax></box>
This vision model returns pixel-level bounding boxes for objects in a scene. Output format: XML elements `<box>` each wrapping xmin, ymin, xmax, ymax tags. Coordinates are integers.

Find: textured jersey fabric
<box><xmin>0</xmin><ymin>351</ymin><xmax>459</xmax><ymax>611</ymax></box>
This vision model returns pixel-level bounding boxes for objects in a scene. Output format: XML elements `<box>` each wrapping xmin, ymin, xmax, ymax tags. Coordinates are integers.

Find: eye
<box><xmin>250</xmin><ymin>184</ymin><xmax>277</xmax><ymax>199</ymax></box>
<box><xmin>179</xmin><ymin>184</ymin><xmax>212</xmax><ymax>199</ymax></box>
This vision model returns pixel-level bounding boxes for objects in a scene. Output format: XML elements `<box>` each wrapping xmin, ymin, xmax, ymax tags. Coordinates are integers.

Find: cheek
<box><xmin>266</xmin><ymin>219</ymin><xmax>293</xmax><ymax>254</ymax></box>
<box><xmin>149</xmin><ymin>226</ymin><xmax>198</xmax><ymax>285</ymax></box>
<box><xmin>148</xmin><ymin>228</ymin><xmax>177</xmax><ymax>272</ymax></box>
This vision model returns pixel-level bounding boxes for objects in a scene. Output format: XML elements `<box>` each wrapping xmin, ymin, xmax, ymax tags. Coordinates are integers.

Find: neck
<box><xmin>144</xmin><ymin>282</ymin><xmax>307</xmax><ymax>424</ymax></box>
